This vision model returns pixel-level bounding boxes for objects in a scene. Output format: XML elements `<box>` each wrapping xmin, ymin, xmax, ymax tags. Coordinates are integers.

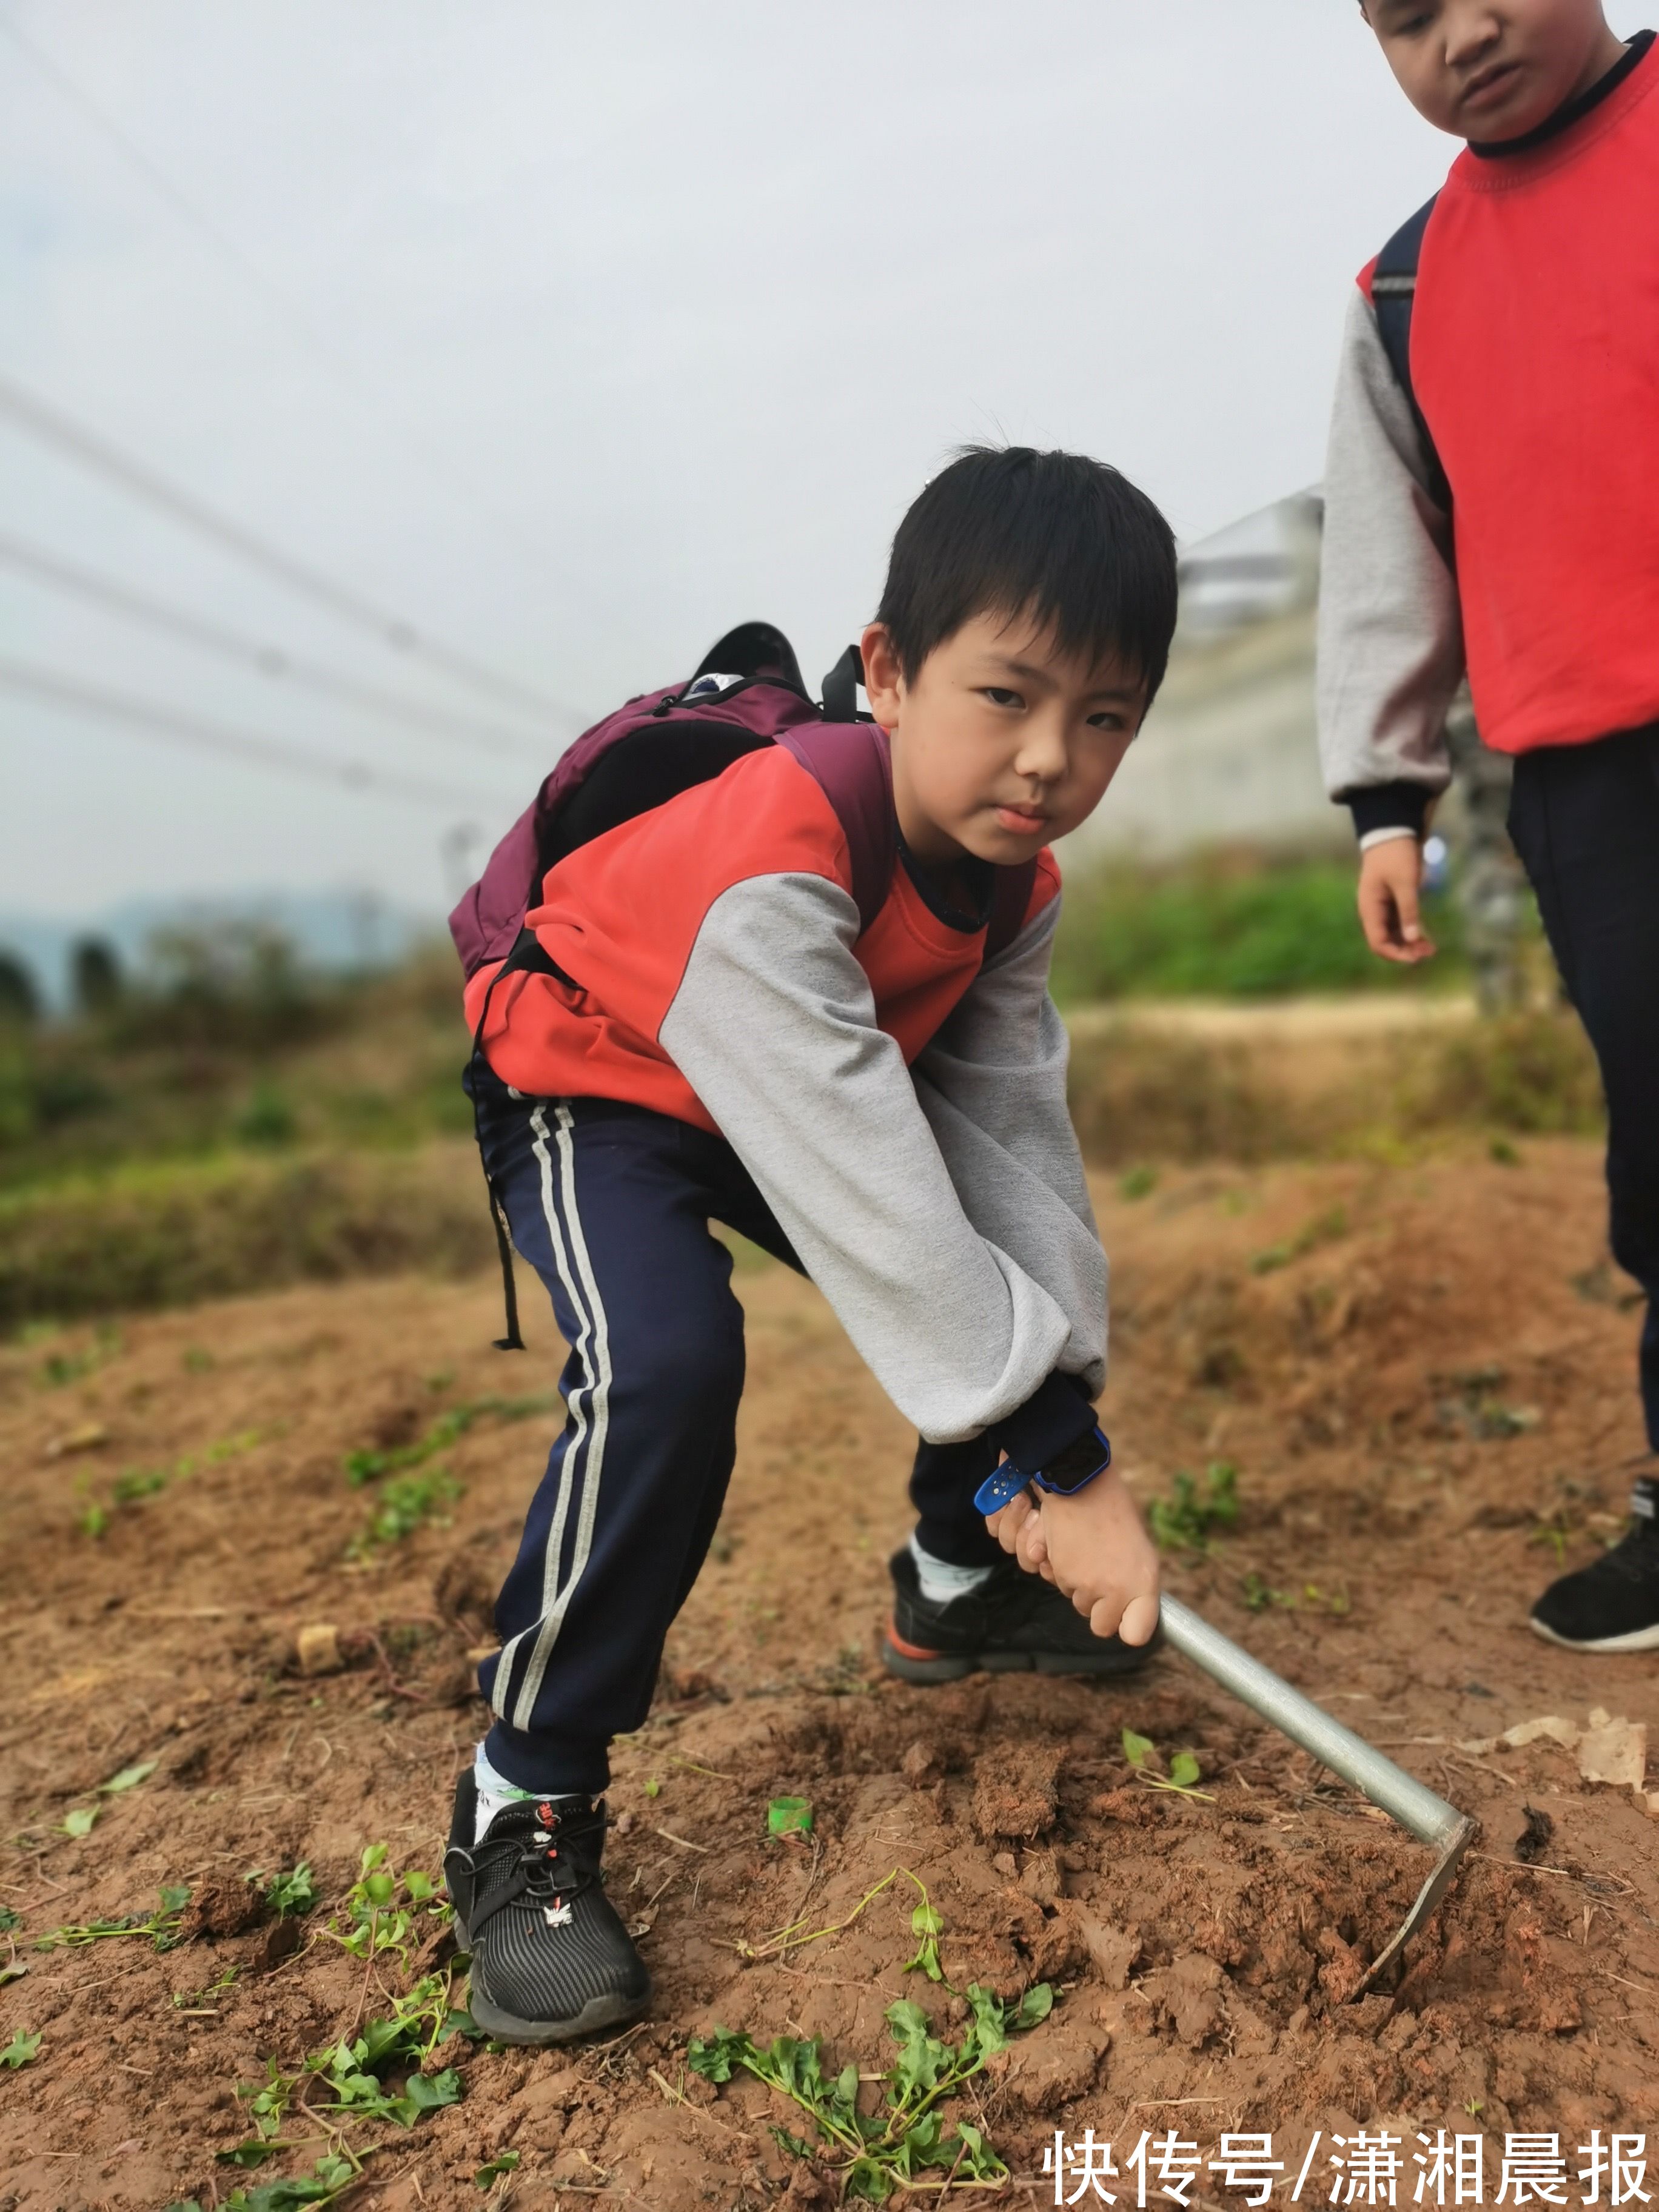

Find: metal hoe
<box><xmin>1157</xmin><ymin>1595</ymin><xmax>1475</xmax><ymax>1994</ymax></box>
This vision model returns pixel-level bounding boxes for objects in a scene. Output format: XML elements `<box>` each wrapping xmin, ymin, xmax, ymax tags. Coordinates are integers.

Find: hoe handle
<box><xmin>1157</xmin><ymin>1595</ymin><xmax>1465</xmax><ymax>1848</ymax></box>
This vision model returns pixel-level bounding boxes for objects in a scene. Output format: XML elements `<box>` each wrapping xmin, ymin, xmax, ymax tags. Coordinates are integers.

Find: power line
<box><xmin>0</xmin><ymin>529</ymin><xmax>548</xmax><ymax>761</ymax></box>
<box><xmin>0</xmin><ymin>371</ymin><xmax>588</xmax><ymax>729</ymax></box>
<box><xmin>0</xmin><ymin>10</ymin><xmax>605</xmax><ymax>642</ymax></box>
<box><xmin>0</xmin><ymin>652</ymin><xmax>511</xmax><ymax>814</ymax></box>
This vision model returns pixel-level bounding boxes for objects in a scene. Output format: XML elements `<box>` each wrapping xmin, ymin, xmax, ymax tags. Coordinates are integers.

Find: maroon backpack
<box><xmin>450</xmin><ymin>621</ymin><xmax>1036</xmax><ymax>1347</ymax></box>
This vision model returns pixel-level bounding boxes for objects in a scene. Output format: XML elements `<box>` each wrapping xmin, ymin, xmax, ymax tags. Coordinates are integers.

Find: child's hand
<box><xmin>1356</xmin><ymin>836</ymin><xmax>1436</xmax><ymax>964</ymax></box>
<box><xmin>986</xmin><ymin>1466</ymin><xmax>1160</xmax><ymax>1646</ymax></box>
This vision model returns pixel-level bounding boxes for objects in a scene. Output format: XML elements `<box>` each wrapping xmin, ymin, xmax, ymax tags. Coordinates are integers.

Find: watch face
<box><xmin>1042</xmin><ymin>1428</ymin><xmax>1111</xmax><ymax>1493</ymax></box>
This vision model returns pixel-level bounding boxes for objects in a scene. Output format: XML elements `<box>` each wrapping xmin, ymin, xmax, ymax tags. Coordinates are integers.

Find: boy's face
<box><xmin>1360</xmin><ymin>0</ymin><xmax>1624</xmax><ymax>138</ymax></box>
<box><xmin>862</xmin><ymin>611</ymin><xmax>1148</xmax><ymax>871</ymax></box>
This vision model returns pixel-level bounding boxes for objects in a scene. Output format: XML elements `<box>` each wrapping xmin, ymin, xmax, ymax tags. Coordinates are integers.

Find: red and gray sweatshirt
<box><xmin>468</xmin><ymin>742</ymin><xmax>1107</xmax><ymax>1458</ymax></box>
<box><xmin>1316</xmin><ymin>30</ymin><xmax>1659</xmax><ymax>838</ymax></box>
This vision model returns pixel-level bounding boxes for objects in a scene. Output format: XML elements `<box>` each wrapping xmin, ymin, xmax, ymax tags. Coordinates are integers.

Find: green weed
<box><xmin>1118</xmin><ymin>1165</ymin><xmax>1159</xmax><ymax>1201</ymax></box>
<box><xmin>37</xmin><ymin>1322</ymin><xmax>121</xmax><ymax>1388</ymax></box>
<box><xmin>260</xmin><ymin>1862</ymin><xmax>318</xmax><ymax>1919</ymax></box>
<box><xmin>1</xmin><ymin>2028</ymin><xmax>41</xmax><ymax>2068</ymax></box>
<box><xmin>324</xmin><ymin>1845</ymin><xmax>446</xmax><ymax>1966</ymax></box>
<box><xmin>902</xmin><ymin>1900</ymin><xmax>945</xmax><ymax>1983</ymax></box>
<box><xmin>1250</xmin><ymin>1203</ymin><xmax>1349</xmax><ymax>1276</ymax></box>
<box><xmin>174</xmin><ymin>1965</ymin><xmax>240</xmax><ymax>2011</ymax></box>
<box><xmin>218</xmin><ymin>1965</ymin><xmax>472</xmax><ymax>2201</ymax></box>
<box><xmin>35</xmin><ymin>1883</ymin><xmax>190</xmax><ymax>1952</ymax></box>
<box><xmin>1121</xmin><ymin>1728</ymin><xmax>1213</xmax><ymax>1800</ymax></box>
<box><xmin>690</xmin><ymin>1981</ymin><xmax>1051</xmax><ymax>2201</ymax></box>
<box><xmin>1147</xmin><ymin>1461</ymin><xmax>1239</xmax><ymax>1552</ymax></box>
<box><xmin>1529</xmin><ymin>1515</ymin><xmax>1571</xmax><ymax>1567</ymax></box>
<box><xmin>1241</xmin><ymin>1572</ymin><xmax>1350</xmax><ymax>1617</ymax></box>
<box><xmin>766</xmin><ymin>1795</ymin><xmax>813</xmax><ymax>1838</ymax></box>
<box><xmin>100</xmin><ymin>1758</ymin><xmax>158</xmax><ymax>1795</ymax></box>
<box><xmin>347</xmin><ymin>1471</ymin><xmax>461</xmax><ymax>1557</ymax></box>
<box><xmin>76</xmin><ymin>1430</ymin><xmax>263</xmax><ymax>1540</ymax></box>
<box><xmin>341</xmin><ymin>1393</ymin><xmax>556</xmax><ymax>1487</ymax></box>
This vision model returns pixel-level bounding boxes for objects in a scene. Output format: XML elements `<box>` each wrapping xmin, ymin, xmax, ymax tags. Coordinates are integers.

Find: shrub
<box><xmin>1051</xmin><ymin>854</ymin><xmax>1468</xmax><ymax>1004</ymax></box>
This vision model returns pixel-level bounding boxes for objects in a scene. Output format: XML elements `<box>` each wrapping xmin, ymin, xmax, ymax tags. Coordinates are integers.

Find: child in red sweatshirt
<box><xmin>1318</xmin><ymin>1</ymin><xmax>1659</xmax><ymax>1654</ymax></box>
<box><xmin>444</xmin><ymin>447</ymin><xmax>1173</xmax><ymax>2043</ymax></box>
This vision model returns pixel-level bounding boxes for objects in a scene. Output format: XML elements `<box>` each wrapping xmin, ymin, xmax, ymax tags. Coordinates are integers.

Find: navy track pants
<box><xmin>1509</xmin><ymin>726</ymin><xmax>1659</xmax><ymax>1452</ymax></box>
<box><xmin>465</xmin><ymin>1065</ymin><xmax>1002</xmax><ymax>1794</ymax></box>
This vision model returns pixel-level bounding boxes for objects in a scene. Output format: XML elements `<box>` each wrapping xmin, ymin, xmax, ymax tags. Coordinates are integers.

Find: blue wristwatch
<box><xmin>974</xmin><ymin>1424</ymin><xmax>1112</xmax><ymax>1517</ymax></box>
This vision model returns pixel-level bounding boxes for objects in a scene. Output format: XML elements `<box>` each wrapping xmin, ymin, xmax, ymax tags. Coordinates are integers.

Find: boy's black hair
<box><xmin>875</xmin><ymin>444</ymin><xmax>1178</xmax><ymax>702</ymax></box>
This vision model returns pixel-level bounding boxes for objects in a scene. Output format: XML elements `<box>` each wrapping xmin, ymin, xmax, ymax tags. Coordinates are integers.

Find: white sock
<box><xmin>474</xmin><ymin>1743</ymin><xmax>538</xmax><ymax>1842</ymax></box>
<box><xmin>910</xmin><ymin>1533</ymin><xmax>994</xmax><ymax>1606</ymax></box>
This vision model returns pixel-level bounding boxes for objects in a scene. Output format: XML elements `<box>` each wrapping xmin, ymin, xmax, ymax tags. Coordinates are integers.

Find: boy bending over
<box><xmin>444</xmin><ymin>446</ymin><xmax>1171</xmax><ymax>2042</ymax></box>
<box><xmin>1319</xmin><ymin>0</ymin><xmax>1659</xmax><ymax>1653</ymax></box>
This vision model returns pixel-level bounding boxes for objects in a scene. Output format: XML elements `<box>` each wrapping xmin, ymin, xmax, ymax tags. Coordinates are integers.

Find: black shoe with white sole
<box><xmin>1530</xmin><ymin>1476</ymin><xmax>1659</xmax><ymax>1653</ymax></box>
<box><xmin>443</xmin><ymin>1772</ymin><xmax>650</xmax><ymax>2045</ymax></box>
<box><xmin>881</xmin><ymin>1546</ymin><xmax>1158</xmax><ymax>1683</ymax></box>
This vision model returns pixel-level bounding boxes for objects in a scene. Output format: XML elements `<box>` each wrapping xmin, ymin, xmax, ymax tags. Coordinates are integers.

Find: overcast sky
<box><xmin>4</xmin><ymin>1</ymin><xmax>1623</xmax><ymax>928</ymax></box>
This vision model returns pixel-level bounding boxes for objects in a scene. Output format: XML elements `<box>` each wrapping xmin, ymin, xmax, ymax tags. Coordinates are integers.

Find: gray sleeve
<box><xmin>659</xmin><ymin>872</ymin><xmax>1091</xmax><ymax>1444</ymax></box>
<box><xmin>1315</xmin><ymin>286</ymin><xmax>1464</xmax><ymax>801</ymax></box>
<box><xmin>911</xmin><ymin>896</ymin><xmax>1105</xmax><ymax>1395</ymax></box>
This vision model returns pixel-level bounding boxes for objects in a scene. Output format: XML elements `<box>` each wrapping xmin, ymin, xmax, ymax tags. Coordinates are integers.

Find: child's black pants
<box><xmin>1507</xmin><ymin>725</ymin><xmax>1659</xmax><ymax>1453</ymax></box>
<box><xmin>465</xmin><ymin>1068</ymin><xmax>1004</xmax><ymax>1795</ymax></box>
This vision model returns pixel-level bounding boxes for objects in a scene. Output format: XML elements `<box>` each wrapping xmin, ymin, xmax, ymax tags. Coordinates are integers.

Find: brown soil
<box><xmin>2</xmin><ymin>1140</ymin><xmax>1656</xmax><ymax>2210</ymax></box>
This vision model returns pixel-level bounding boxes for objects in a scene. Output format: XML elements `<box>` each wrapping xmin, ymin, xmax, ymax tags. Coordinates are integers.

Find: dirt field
<box><xmin>2</xmin><ymin>1140</ymin><xmax>1656</xmax><ymax>2210</ymax></box>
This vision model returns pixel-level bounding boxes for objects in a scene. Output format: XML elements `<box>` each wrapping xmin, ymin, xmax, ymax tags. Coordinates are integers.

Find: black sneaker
<box><xmin>443</xmin><ymin>1771</ymin><xmax>650</xmax><ymax>2045</ymax></box>
<box><xmin>1530</xmin><ymin>1476</ymin><xmax>1659</xmax><ymax>1653</ymax></box>
<box><xmin>881</xmin><ymin>1546</ymin><xmax>1158</xmax><ymax>1683</ymax></box>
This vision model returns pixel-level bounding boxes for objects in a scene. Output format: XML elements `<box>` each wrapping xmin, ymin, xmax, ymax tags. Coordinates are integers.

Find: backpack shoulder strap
<box><xmin>983</xmin><ymin>859</ymin><xmax>1041</xmax><ymax>965</ymax></box>
<box><xmin>775</xmin><ymin>719</ymin><xmax>896</xmax><ymax>936</ymax></box>
<box><xmin>1369</xmin><ymin>193</ymin><xmax>1450</xmax><ymax>511</ymax></box>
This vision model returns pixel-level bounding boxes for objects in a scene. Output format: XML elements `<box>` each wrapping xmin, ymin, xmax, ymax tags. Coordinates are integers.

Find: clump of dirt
<box><xmin>0</xmin><ymin>1144</ymin><xmax>1655</xmax><ymax>2209</ymax></box>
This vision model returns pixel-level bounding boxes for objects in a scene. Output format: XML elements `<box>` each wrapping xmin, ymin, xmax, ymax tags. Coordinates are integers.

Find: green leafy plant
<box><xmin>75</xmin><ymin>1430</ymin><xmax>262</xmax><ymax>1537</ymax></box>
<box><xmin>60</xmin><ymin>1803</ymin><xmax>98</xmax><ymax>1838</ymax></box>
<box><xmin>324</xmin><ymin>1845</ymin><xmax>446</xmax><ymax>1966</ymax></box>
<box><xmin>260</xmin><ymin>1861</ymin><xmax>318</xmax><ymax>1919</ymax></box>
<box><xmin>475</xmin><ymin>2152</ymin><xmax>521</xmax><ymax>2187</ymax></box>
<box><xmin>1121</xmin><ymin>1728</ymin><xmax>1213</xmax><ymax>1801</ymax></box>
<box><xmin>1118</xmin><ymin>1165</ymin><xmax>1158</xmax><ymax>1201</ymax></box>
<box><xmin>0</xmin><ymin>1905</ymin><xmax>20</xmax><ymax>1932</ymax></box>
<box><xmin>766</xmin><ymin>1795</ymin><xmax>813</xmax><ymax>1838</ymax></box>
<box><xmin>174</xmin><ymin>1965</ymin><xmax>239</xmax><ymax>2009</ymax></box>
<box><xmin>35</xmin><ymin>1882</ymin><xmax>191</xmax><ymax>1953</ymax></box>
<box><xmin>689</xmin><ymin>1983</ymin><xmax>1051</xmax><ymax>2202</ymax></box>
<box><xmin>902</xmin><ymin>1900</ymin><xmax>945</xmax><ymax>1983</ymax></box>
<box><xmin>1</xmin><ymin>2028</ymin><xmax>41</xmax><ymax>2068</ymax></box>
<box><xmin>1241</xmin><ymin>1572</ymin><xmax>1351</xmax><ymax>1618</ymax></box>
<box><xmin>1147</xmin><ymin>1460</ymin><xmax>1238</xmax><ymax>1552</ymax></box>
<box><xmin>38</xmin><ymin>1323</ymin><xmax>122</xmax><ymax>1389</ymax></box>
<box><xmin>100</xmin><ymin>1758</ymin><xmax>158</xmax><ymax>1795</ymax></box>
<box><xmin>342</xmin><ymin>1394</ymin><xmax>557</xmax><ymax>1487</ymax></box>
<box><xmin>224</xmin><ymin>2152</ymin><xmax>356</xmax><ymax>2210</ymax></box>
<box><xmin>221</xmin><ymin>1970</ymin><xmax>470</xmax><ymax>2194</ymax></box>
<box><xmin>347</xmin><ymin>1470</ymin><xmax>461</xmax><ymax>1557</ymax></box>
<box><xmin>1250</xmin><ymin>1203</ymin><xmax>1350</xmax><ymax>1276</ymax></box>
